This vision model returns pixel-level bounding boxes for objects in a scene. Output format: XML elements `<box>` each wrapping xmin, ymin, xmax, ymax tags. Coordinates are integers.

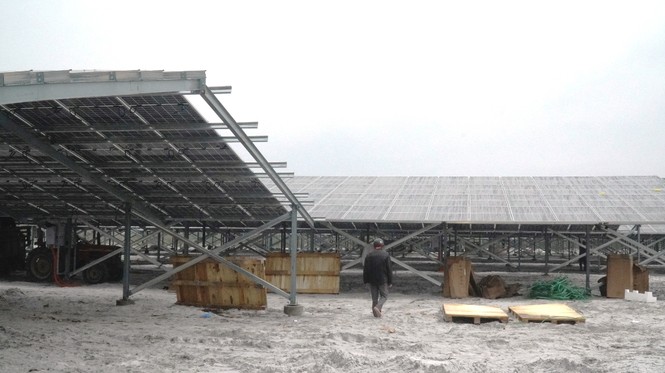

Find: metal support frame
<box><xmin>453</xmin><ymin>233</ymin><xmax>515</xmax><ymax>267</ymax></box>
<box><xmin>68</xmin><ymin>222</ymin><xmax>169</xmax><ymax>277</ymax></box>
<box><xmin>199</xmin><ymin>85</ymin><xmax>315</xmax><ymax>229</ymax></box>
<box><xmin>122</xmin><ymin>203</ymin><xmax>132</xmax><ymax>301</ymax></box>
<box><xmin>0</xmin><ymin>113</ymin><xmax>166</xmax><ymax>226</ymax></box>
<box><xmin>130</xmin><ymin>212</ymin><xmax>292</xmax><ymax>298</ymax></box>
<box><xmin>390</xmin><ymin>255</ymin><xmax>441</xmax><ymax>287</ymax></box>
<box><xmin>289</xmin><ymin>205</ymin><xmax>298</xmax><ymax>306</ymax></box>
<box><xmin>329</xmin><ymin>222</ymin><xmax>442</xmax><ymax>286</ymax></box>
<box><xmin>80</xmin><ymin>222</ymin><xmax>176</xmax><ymax>256</ymax></box>
<box><xmin>640</xmin><ymin>243</ymin><xmax>665</xmax><ymax>265</ymax></box>
<box><xmin>323</xmin><ymin>223</ymin><xmax>368</xmax><ymax>270</ymax></box>
<box><xmin>239</xmin><ymin>242</ymin><xmax>270</xmax><ymax>256</ymax></box>
<box><xmin>547</xmin><ymin>229</ymin><xmax>616</xmax><ymax>273</ymax></box>
<box><xmin>407</xmin><ymin>232</ymin><xmax>447</xmax><ymax>265</ymax></box>
<box><xmin>0</xmin><ymin>71</ymin><xmax>205</xmax><ymax>105</ymax></box>
<box><xmin>585</xmin><ymin>226</ymin><xmax>591</xmax><ymax>292</ymax></box>
<box><xmin>603</xmin><ymin>227</ymin><xmax>665</xmax><ymax>266</ymax></box>
<box><xmin>2</xmin><ymin>96</ymin><xmax>304</xmax><ymax>300</ymax></box>
<box><xmin>544</xmin><ymin>231</ymin><xmax>550</xmax><ymax>274</ymax></box>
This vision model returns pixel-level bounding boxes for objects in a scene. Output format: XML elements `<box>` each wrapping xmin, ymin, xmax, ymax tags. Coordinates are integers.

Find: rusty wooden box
<box><xmin>265</xmin><ymin>252</ymin><xmax>340</xmax><ymax>294</ymax></box>
<box><xmin>170</xmin><ymin>255</ymin><xmax>267</xmax><ymax>310</ymax></box>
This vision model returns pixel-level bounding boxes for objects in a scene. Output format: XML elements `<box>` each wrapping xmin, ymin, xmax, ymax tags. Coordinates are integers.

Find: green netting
<box><xmin>528</xmin><ymin>276</ymin><xmax>589</xmax><ymax>300</ymax></box>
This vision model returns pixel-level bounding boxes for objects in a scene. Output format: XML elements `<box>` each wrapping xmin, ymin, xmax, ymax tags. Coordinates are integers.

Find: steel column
<box><xmin>585</xmin><ymin>226</ymin><xmax>591</xmax><ymax>293</ymax></box>
<box><xmin>122</xmin><ymin>203</ymin><xmax>132</xmax><ymax>301</ymax></box>
<box><xmin>289</xmin><ymin>205</ymin><xmax>298</xmax><ymax>305</ymax></box>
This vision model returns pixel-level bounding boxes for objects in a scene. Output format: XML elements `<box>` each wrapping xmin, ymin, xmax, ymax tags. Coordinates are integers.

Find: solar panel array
<box><xmin>0</xmin><ymin>70</ymin><xmax>287</xmax><ymax>228</ymax></box>
<box><xmin>266</xmin><ymin>176</ymin><xmax>665</xmax><ymax>225</ymax></box>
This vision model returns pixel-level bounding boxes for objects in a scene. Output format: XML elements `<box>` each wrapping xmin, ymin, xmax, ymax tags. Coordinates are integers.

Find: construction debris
<box><xmin>477</xmin><ymin>275</ymin><xmax>522</xmax><ymax>299</ymax></box>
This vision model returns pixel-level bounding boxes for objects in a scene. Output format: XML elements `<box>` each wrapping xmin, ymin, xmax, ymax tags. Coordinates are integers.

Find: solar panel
<box><xmin>0</xmin><ymin>70</ymin><xmax>288</xmax><ymax>228</ymax></box>
<box><xmin>272</xmin><ymin>176</ymin><xmax>665</xmax><ymax>225</ymax></box>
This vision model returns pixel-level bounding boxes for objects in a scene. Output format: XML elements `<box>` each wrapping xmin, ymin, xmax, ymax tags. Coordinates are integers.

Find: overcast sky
<box><xmin>3</xmin><ymin>1</ymin><xmax>665</xmax><ymax>177</ymax></box>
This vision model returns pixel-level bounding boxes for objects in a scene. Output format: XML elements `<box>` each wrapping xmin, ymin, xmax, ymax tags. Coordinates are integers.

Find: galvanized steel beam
<box><xmin>0</xmin><ymin>70</ymin><xmax>205</xmax><ymax>105</ymax></box>
<box><xmin>199</xmin><ymin>85</ymin><xmax>315</xmax><ymax>229</ymax></box>
<box><xmin>37</xmin><ymin>122</ymin><xmax>259</xmax><ymax>133</ymax></box>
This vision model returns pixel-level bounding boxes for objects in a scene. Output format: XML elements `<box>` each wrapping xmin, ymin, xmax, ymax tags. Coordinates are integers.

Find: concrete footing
<box><xmin>116</xmin><ymin>298</ymin><xmax>135</xmax><ymax>306</ymax></box>
<box><xmin>283</xmin><ymin>304</ymin><xmax>304</xmax><ymax>316</ymax></box>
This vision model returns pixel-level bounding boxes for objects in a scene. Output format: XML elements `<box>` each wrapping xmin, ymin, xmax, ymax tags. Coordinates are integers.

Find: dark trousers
<box><xmin>579</xmin><ymin>254</ymin><xmax>587</xmax><ymax>271</ymax></box>
<box><xmin>369</xmin><ymin>283</ymin><xmax>389</xmax><ymax>311</ymax></box>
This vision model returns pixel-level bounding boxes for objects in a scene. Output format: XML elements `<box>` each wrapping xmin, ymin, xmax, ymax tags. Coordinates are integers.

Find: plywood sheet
<box><xmin>607</xmin><ymin>254</ymin><xmax>633</xmax><ymax>298</ymax></box>
<box><xmin>633</xmin><ymin>264</ymin><xmax>649</xmax><ymax>293</ymax></box>
<box><xmin>509</xmin><ymin>303</ymin><xmax>585</xmax><ymax>324</ymax></box>
<box><xmin>443</xmin><ymin>257</ymin><xmax>471</xmax><ymax>298</ymax></box>
<box><xmin>442</xmin><ymin>303</ymin><xmax>508</xmax><ymax>324</ymax></box>
<box><xmin>265</xmin><ymin>252</ymin><xmax>340</xmax><ymax>294</ymax></box>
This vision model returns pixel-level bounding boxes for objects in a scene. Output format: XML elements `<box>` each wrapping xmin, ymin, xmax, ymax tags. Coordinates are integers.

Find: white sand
<box><xmin>1</xmin><ymin>270</ymin><xmax>664</xmax><ymax>373</ymax></box>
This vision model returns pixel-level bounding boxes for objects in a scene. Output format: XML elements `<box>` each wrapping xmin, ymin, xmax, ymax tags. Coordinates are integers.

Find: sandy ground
<box><xmin>1</xmin><ymin>268</ymin><xmax>665</xmax><ymax>373</ymax></box>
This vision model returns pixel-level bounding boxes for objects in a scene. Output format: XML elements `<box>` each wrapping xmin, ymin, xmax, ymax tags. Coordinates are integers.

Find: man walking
<box><xmin>578</xmin><ymin>239</ymin><xmax>587</xmax><ymax>272</ymax></box>
<box><xmin>363</xmin><ymin>238</ymin><xmax>393</xmax><ymax>318</ymax></box>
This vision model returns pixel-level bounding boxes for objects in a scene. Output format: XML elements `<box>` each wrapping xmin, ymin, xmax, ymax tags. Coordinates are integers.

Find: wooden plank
<box><xmin>607</xmin><ymin>254</ymin><xmax>633</xmax><ymax>298</ymax></box>
<box><xmin>171</xmin><ymin>280</ymin><xmax>264</xmax><ymax>288</ymax></box>
<box><xmin>265</xmin><ymin>270</ymin><xmax>340</xmax><ymax>276</ymax></box>
<box><xmin>442</xmin><ymin>303</ymin><xmax>509</xmax><ymax>324</ymax></box>
<box><xmin>265</xmin><ymin>252</ymin><xmax>340</xmax><ymax>294</ymax></box>
<box><xmin>443</xmin><ymin>257</ymin><xmax>471</xmax><ymax>298</ymax></box>
<box><xmin>633</xmin><ymin>264</ymin><xmax>649</xmax><ymax>293</ymax></box>
<box><xmin>508</xmin><ymin>303</ymin><xmax>585</xmax><ymax>324</ymax></box>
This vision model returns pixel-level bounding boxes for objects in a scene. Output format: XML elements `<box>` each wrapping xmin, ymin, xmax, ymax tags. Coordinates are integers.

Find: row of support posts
<box><xmin>109</xmin><ymin>204</ymin><xmax>304</xmax><ymax>315</ymax></box>
<box><xmin>96</xmin><ymin>215</ymin><xmax>658</xmax><ymax>310</ymax></box>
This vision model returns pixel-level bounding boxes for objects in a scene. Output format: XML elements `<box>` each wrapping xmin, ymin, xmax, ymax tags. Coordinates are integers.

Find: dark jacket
<box><xmin>363</xmin><ymin>249</ymin><xmax>393</xmax><ymax>286</ymax></box>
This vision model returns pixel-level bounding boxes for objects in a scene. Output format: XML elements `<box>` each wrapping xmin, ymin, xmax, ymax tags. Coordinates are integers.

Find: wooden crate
<box><xmin>265</xmin><ymin>252</ymin><xmax>340</xmax><ymax>294</ymax></box>
<box><xmin>606</xmin><ymin>254</ymin><xmax>633</xmax><ymax>298</ymax></box>
<box><xmin>443</xmin><ymin>256</ymin><xmax>471</xmax><ymax>298</ymax></box>
<box><xmin>170</xmin><ymin>255</ymin><xmax>267</xmax><ymax>310</ymax></box>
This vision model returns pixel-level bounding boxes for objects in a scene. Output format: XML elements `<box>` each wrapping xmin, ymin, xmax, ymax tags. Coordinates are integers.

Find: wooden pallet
<box><xmin>442</xmin><ymin>303</ymin><xmax>509</xmax><ymax>324</ymax></box>
<box><xmin>508</xmin><ymin>303</ymin><xmax>585</xmax><ymax>325</ymax></box>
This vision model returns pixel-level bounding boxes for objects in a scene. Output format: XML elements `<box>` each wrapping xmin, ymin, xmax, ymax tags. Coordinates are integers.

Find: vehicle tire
<box><xmin>0</xmin><ymin>261</ymin><xmax>10</xmax><ymax>277</ymax></box>
<box><xmin>82</xmin><ymin>263</ymin><xmax>108</xmax><ymax>284</ymax></box>
<box><xmin>26</xmin><ymin>248</ymin><xmax>53</xmax><ymax>282</ymax></box>
<box><xmin>107</xmin><ymin>258</ymin><xmax>124</xmax><ymax>282</ymax></box>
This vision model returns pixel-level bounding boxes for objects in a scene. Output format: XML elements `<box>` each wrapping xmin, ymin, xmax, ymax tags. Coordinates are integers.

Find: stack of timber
<box><xmin>265</xmin><ymin>252</ymin><xmax>340</xmax><ymax>294</ymax></box>
<box><xmin>170</xmin><ymin>255</ymin><xmax>267</xmax><ymax>310</ymax></box>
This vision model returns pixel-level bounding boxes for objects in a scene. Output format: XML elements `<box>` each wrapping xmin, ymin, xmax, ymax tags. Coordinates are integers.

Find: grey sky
<box><xmin>3</xmin><ymin>1</ymin><xmax>665</xmax><ymax>177</ymax></box>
